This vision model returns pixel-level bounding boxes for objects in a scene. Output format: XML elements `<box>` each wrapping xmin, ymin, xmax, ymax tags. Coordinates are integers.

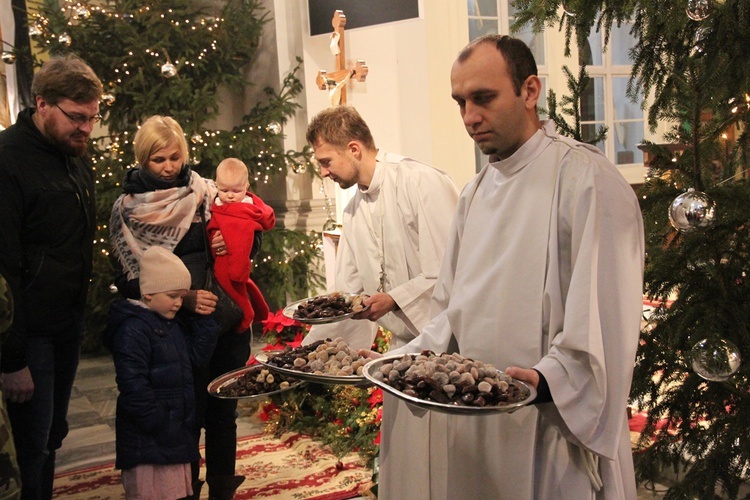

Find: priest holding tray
<box><xmin>302</xmin><ymin>105</ymin><xmax>459</xmax><ymax>500</ymax></box>
<box><xmin>380</xmin><ymin>35</ymin><xmax>644</xmax><ymax>499</ymax></box>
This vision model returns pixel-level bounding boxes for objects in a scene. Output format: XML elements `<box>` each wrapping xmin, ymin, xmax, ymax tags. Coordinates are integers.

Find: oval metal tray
<box><xmin>362</xmin><ymin>353</ymin><xmax>536</xmax><ymax>415</ymax></box>
<box><xmin>255</xmin><ymin>352</ymin><xmax>371</xmax><ymax>387</ymax></box>
<box><xmin>282</xmin><ymin>293</ymin><xmax>367</xmax><ymax>325</ymax></box>
<box><xmin>208</xmin><ymin>364</ymin><xmax>305</xmax><ymax>399</ymax></box>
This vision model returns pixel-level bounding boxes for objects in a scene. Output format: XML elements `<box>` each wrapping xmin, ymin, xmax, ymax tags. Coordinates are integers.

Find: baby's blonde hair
<box><xmin>216</xmin><ymin>158</ymin><xmax>249</xmax><ymax>185</ymax></box>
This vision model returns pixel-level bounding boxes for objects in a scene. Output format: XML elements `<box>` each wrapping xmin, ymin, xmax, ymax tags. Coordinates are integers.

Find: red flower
<box><xmin>259</xmin><ymin>402</ymin><xmax>279</xmax><ymax>422</ymax></box>
<box><xmin>376</xmin><ymin>406</ymin><xmax>383</xmax><ymax>423</ymax></box>
<box><xmin>373</xmin><ymin>431</ymin><xmax>381</xmax><ymax>445</ymax></box>
<box><xmin>262</xmin><ymin>342</ymin><xmax>286</xmax><ymax>351</ymax></box>
<box><xmin>368</xmin><ymin>388</ymin><xmax>383</xmax><ymax>407</ymax></box>
<box><xmin>333</xmin><ymin>419</ymin><xmax>344</xmax><ymax>426</ymax></box>
<box><xmin>262</xmin><ymin>309</ymin><xmax>302</xmax><ymax>334</ymax></box>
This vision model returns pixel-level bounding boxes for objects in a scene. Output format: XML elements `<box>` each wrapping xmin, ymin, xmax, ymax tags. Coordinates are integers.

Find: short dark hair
<box><xmin>306</xmin><ymin>106</ymin><xmax>377</xmax><ymax>151</ymax></box>
<box><xmin>458</xmin><ymin>35</ymin><xmax>537</xmax><ymax>96</ymax></box>
<box><xmin>31</xmin><ymin>53</ymin><xmax>103</xmax><ymax>105</ymax></box>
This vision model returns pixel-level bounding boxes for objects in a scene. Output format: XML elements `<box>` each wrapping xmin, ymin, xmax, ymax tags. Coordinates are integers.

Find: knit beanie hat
<box><xmin>139</xmin><ymin>246</ymin><xmax>192</xmax><ymax>295</ymax></box>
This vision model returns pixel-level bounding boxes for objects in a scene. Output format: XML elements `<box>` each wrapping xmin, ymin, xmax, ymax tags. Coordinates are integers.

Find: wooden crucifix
<box><xmin>315</xmin><ymin>10</ymin><xmax>369</xmax><ymax>106</ymax></box>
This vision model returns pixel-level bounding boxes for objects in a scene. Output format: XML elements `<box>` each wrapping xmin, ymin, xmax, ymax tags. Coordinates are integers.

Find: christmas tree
<box><xmin>21</xmin><ymin>0</ymin><xmax>324</xmax><ymax>350</ymax></box>
<box><xmin>514</xmin><ymin>0</ymin><xmax>749</xmax><ymax>496</ymax></box>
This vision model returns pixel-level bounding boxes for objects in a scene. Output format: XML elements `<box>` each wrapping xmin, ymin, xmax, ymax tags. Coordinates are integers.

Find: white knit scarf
<box><xmin>110</xmin><ymin>170</ymin><xmax>215</xmax><ymax>280</ymax></box>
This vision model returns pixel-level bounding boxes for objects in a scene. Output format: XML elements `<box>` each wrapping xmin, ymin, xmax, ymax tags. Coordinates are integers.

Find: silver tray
<box><xmin>255</xmin><ymin>352</ymin><xmax>371</xmax><ymax>387</ymax></box>
<box><xmin>282</xmin><ymin>293</ymin><xmax>367</xmax><ymax>325</ymax></box>
<box><xmin>208</xmin><ymin>364</ymin><xmax>305</xmax><ymax>399</ymax></box>
<box><xmin>363</xmin><ymin>353</ymin><xmax>537</xmax><ymax>415</ymax></box>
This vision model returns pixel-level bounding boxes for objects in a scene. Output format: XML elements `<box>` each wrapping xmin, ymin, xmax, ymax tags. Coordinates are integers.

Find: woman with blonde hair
<box><xmin>110</xmin><ymin>115</ymin><xmax>248</xmax><ymax>499</ymax></box>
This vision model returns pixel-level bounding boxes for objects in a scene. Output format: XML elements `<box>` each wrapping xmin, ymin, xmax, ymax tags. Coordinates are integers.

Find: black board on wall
<box><xmin>308</xmin><ymin>0</ymin><xmax>420</xmax><ymax>36</ymax></box>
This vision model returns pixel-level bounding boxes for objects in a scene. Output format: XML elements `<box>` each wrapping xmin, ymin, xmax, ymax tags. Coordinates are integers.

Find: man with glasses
<box><xmin>0</xmin><ymin>53</ymin><xmax>102</xmax><ymax>499</ymax></box>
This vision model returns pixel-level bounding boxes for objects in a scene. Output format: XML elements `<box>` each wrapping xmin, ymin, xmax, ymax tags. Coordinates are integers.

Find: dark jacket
<box><xmin>0</xmin><ymin>108</ymin><xmax>96</xmax><ymax>372</ymax></box>
<box><xmin>105</xmin><ymin>299</ymin><xmax>218</xmax><ymax>470</ymax></box>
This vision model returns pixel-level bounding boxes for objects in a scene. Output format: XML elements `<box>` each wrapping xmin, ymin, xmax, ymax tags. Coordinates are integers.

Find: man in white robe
<box><xmin>303</xmin><ymin>106</ymin><xmax>459</xmax><ymax>499</ymax></box>
<box><xmin>387</xmin><ymin>35</ymin><xmax>644</xmax><ymax>498</ymax></box>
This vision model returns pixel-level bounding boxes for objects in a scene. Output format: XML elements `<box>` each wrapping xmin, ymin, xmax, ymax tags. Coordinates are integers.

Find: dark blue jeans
<box><xmin>6</xmin><ymin>332</ymin><xmax>81</xmax><ymax>500</ymax></box>
<box><xmin>192</xmin><ymin>328</ymin><xmax>251</xmax><ymax>481</ymax></box>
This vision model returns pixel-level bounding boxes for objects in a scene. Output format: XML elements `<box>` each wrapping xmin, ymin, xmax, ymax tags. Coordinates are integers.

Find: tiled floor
<box><xmin>53</xmin><ymin>349</ymin><xmax>672</xmax><ymax>498</ymax></box>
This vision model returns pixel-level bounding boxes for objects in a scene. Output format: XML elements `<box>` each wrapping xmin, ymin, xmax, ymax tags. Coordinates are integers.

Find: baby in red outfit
<box><xmin>207</xmin><ymin>158</ymin><xmax>276</xmax><ymax>332</ymax></box>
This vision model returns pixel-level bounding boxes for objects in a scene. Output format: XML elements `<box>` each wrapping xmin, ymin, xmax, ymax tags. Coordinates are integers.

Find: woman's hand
<box><xmin>183</xmin><ymin>289</ymin><xmax>218</xmax><ymax>314</ymax></box>
<box><xmin>211</xmin><ymin>231</ymin><xmax>227</xmax><ymax>256</ymax></box>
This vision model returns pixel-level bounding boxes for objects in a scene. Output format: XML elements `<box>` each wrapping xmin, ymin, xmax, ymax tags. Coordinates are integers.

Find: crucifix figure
<box><xmin>316</xmin><ymin>10</ymin><xmax>368</xmax><ymax>106</ymax></box>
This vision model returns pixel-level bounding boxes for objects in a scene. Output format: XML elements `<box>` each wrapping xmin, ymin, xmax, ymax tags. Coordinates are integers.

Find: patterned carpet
<box><xmin>53</xmin><ymin>432</ymin><xmax>373</xmax><ymax>499</ymax></box>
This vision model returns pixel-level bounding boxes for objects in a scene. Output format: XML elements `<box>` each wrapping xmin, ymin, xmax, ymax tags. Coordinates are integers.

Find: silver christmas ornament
<box><xmin>190</xmin><ymin>133</ymin><xmax>203</xmax><ymax>144</ymax></box>
<box><xmin>266</xmin><ymin>122</ymin><xmax>281</xmax><ymax>134</ymax></box>
<box><xmin>109</xmin><ymin>283</ymin><xmax>119</xmax><ymax>294</ymax></box>
<box><xmin>668</xmin><ymin>188</ymin><xmax>716</xmax><ymax>232</ymax></box>
<box><xmin>291</xmin><ymin>161</ymin><xmax>307</xmax><ymax>174</ymax></box>
<box><xmin>58</xmin><ymin>32</ymin><xmax>72</xmax><ymax>46</ymax></box>
<box><xmin>161</xmin><ymin>62</ymin><xmax>177</xmax><ymax>78</ymax></box>
<box><xmin>691</xmin><ymin>338</ymin><xmax>742</xmax><ymax>381</ymax></box>
<box><xmin>74</xmin><ymin>6</ymin><xmax>91</xmax><ymax>20</ymax></box>
<box><xmin>686</xmin><ymin>0</ymin><xmax>712</xmax><ymax>21</ymax></box>
<box><xmin>1</xmin><ymin>51</ymin><xmax>16</xmax><ymax>64</ymax></box>
<box><xmin>101</xmin><ymin>93</ymin><xmax>115</xmax><ymax>106</ymax></box>
<box><xmin>28</xmin><ymin>24</ymin><xmax>42</xmax><ymax>37</ymax></box>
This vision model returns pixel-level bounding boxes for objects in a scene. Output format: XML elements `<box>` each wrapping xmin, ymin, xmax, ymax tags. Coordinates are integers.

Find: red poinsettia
<box><xmin>260</xmin><ymin>309</ymin><xmax>309</xmax><ymax>346</ymax></box>
<box><xmin>259</xmin><ymin>402</ymin><xmax>279</xmax><ymax>422</ymax></box>
<box><xmin>368</xmin><ymin>388</ymin><xmax>383</xmax><ymax>407</ymax></box>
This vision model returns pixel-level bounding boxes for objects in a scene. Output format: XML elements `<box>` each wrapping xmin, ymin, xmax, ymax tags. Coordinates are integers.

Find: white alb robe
<box><xmin>304</xmin><ymin>151</ymin><xmax>458</xmax><ymax>350</ymax></box>
<box><xmin>391</xmin><ymin>122</ymin><xmax>645</xmax><ymax>499</ymax></box>
<box><xmin>304</xmin><ymin>152</ymin><xmax>459</xmax><ymax>500</ymax></box>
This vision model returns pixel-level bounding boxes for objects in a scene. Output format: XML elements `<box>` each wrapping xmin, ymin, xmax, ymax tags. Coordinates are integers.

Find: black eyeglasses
<box><xmin>55</xmin><ymin>105</ymin><xmax>102</xmax><ymax>126</ymax></box>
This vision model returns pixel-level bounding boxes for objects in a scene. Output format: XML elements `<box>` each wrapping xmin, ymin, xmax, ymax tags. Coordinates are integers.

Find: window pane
<box><xmin>581</xmin><ymin>124</ymin><xmax>605</xmax><ymax>153</ymax></box>
<box><xmin>509</xmin><ymin>3</ymin><xmax>545</xmax><ymax>65</ymax></box>
<box><xmin>611</xmin><ymin>22</ymin><xmax>636</xmax><ymax>65</ymax></box>
<box><xmin>613</xmin><ymin>122</ymin><xmax>644</xmax><ymax>164</ymax></box>
<box><xmin>469</xmin><ymin>19</ymin><xmax>499</xmax><ymax>41</ymax></box>
<box><xmin>580</xmin><ymin>32</ymin><xmax>603</xmax><ymax>66</ymax></box>
<box><xmin>612</xmin><ymin>77</ymin><xmax>643</xmax><ymax>120</ymax></box>
<box><xmin>580</xmin><ymin>77</ymin><xmax>605</xmax><ymax>122</ymax></box>
<box><xmin>514</xmin><ymin>31</ymin><xmax>545</xmax><ymax>65</ymax></box>
<box><xmin>467</xmin><ymin>0</ymin><xmax>498</xmax><ymax>17</ymax></box>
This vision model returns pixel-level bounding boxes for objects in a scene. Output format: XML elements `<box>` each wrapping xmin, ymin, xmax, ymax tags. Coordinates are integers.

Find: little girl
<box><xmin>106</xmin><ymin>246</ymin><xmax>218</xmax><ymax>499</ymax></box>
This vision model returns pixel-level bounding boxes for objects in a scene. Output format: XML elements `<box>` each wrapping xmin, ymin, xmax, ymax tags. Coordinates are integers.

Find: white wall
<box><xmin>270</xmin><ymin>0</ymin><xmax>478</xmax><ymax>222</ymax></box>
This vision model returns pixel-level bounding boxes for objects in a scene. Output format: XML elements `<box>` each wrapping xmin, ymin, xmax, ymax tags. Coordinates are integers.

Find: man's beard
<box><xmin>50</xmin><ymin>131</ymin><xmax>89</xmax><ymax>156</ymax></box>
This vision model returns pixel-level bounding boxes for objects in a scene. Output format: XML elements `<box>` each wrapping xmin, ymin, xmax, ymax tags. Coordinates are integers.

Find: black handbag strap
<box><xmin>198</xmin><ymin>203</ymin><xmax>215</xmax><ymax>269</ymax></box>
